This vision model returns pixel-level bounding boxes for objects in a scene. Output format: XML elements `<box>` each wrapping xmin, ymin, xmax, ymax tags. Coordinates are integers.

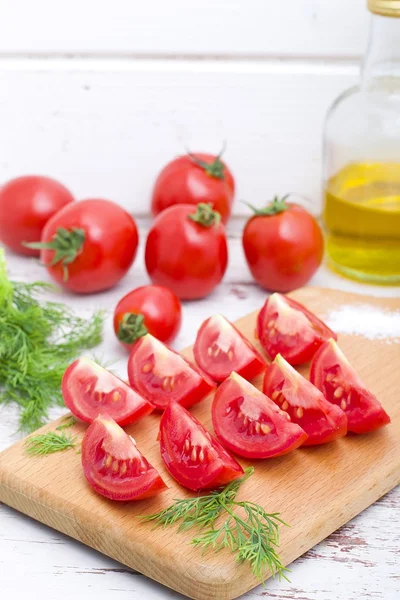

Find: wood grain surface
<box><xmin>0</xmin><ymin>287</ymin><xmax>399</xmax><ymax>600</ymax></box>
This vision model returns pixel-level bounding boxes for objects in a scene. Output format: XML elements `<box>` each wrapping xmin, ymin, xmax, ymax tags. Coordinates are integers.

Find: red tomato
<box><xmin>242</xmin><ymin>197</ymin><xmax>324</xmax><ymax>292</ymax></box>
<box><xmin>113</xmin><ymin>285</ymin><xmax>182</xmax><ymax>352</ymax></box>
<box><xmin>0</xmin><ymin>175</ymin><xmax>74</xmax><ymax>256</ymax></box>
<box><xmin>145</xmin><ymin>203</ymin><xmax>228</xmax><ymax>300</ymax></box>
<box><xmin>82</xmin><ymin>415</ymin><xmax>167</xmax><ymax>501</ymax></box>
<box><xmin>310</xmin><ymin>339</ymin><xmax>390</xmax><ymax>434</ymax></box>
<box><xmin>62</xmin><ymin>358</ymin><xmax>154</xmax><ymax>426</ymax></box>
<box><xmin>263</xmin><ymin>354</ymin><xmax>347</xmax><ymax>445</ymax></box>
<box><xmin>151</xmin><ymin>152</ymin><xmax>235</xmax><ymax>224</ymax></box>
<box><xmin>159</xmin><ymin>401</ymin><xmax>244</xmax><ymax>491</ymax></box>
<box><xmin>212</xmin><ymin>372</ymin><xmax>307</xmax><ymax>459</ymax></box>
<box><xmin>128</xmin><ymin>334</ymin><xmax>215</xmax><ymax>411</ymax></box>
<box><xmin>27</xmin><ymin>199</ymin><xmax>139</xmax><ymax>294</ymax></box>
<box><xmin>257</xmin><ymin>293</ymin><xmax>337</xmax><ymax>365</ymax></box>
<box><xmin>193</xmin><ymin>314</ymin><xmax>266</xmax><ymax>383</ymax></box>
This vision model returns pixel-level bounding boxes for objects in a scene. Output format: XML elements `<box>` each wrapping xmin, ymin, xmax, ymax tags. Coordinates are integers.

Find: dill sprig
<box><xmin>0</xmin><ymin>249</ymin><xmax>104</xmax><ymax>432</ymax></box>
<box><xmin>142</xmin><ymin>467</ymin><xmax>289</xmax><ymax>583</ymax></box>
<box><xmin>56</xmin><ymin>415</ymin><xmax>76</xmax><ymax>431</ymax></box>
<box><xmin>24</xmin><ymin>431</ymin><xmax>77</xmax><ymax>456</ymax></box>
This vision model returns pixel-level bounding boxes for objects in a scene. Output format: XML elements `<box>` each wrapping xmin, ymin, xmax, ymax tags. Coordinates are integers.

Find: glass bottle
<box><xmin>323</xmin><ymin>0</ymin><xmax>400</xmax><ymax>284</ymax></box>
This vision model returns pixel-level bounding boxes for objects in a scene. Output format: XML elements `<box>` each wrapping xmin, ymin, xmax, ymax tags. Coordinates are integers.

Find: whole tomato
<box><xmin>145</xmin><ymin>203</ymin><xmax>228</xmax><ymax>300</ymax></box>
<box><xmin>151</xmin><ymin>152</ymin><xmax>235</xmax><ymax>223</ymax></box>
<box><xmin>113</xmin><ymin>285</ymin><xmax>182</xmax><ymax>351</ymax></box>
<box><xmin>0</xmin><ymin>175</ymin><xmax>74</xmax><ymax>256</ymax></box>
<box><xmin>242</xmin><ymin>196</ymin><xmax>324</xmax><ymax>292</ymax></box>
<box><xmin>27</xmin><ymin>199</ymin><xmax>139</xmax><ymax>294</ymax></box>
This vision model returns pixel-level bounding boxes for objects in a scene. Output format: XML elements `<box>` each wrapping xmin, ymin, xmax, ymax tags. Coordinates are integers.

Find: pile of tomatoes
<box><xmin>62</xmin><ymin>293</ymin><xmax>390</xmax><ymax>502</ymax></box>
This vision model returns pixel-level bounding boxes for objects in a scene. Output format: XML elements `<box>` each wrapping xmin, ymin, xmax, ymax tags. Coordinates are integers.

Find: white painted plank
<box><xmin>0</xmin><ymin>0</ymin><xmax>368</xmax><ymax>57</ymax></box>
<box><xmin>0</xmin><ymin>59</ymin><xmax>358</xmax><ymax>216</ymax></box>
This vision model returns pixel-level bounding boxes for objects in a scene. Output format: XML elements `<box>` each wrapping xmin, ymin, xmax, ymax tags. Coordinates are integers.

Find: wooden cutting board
<box><xmin>0</xmin><ymin>287</ymin><xmax>399</xmax><ymax>600</ymax></box>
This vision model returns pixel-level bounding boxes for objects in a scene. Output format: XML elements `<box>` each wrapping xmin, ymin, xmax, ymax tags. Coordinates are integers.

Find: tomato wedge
<box><xmin>257</xmin><ymin>293</ymin><xmax>337</xmax><ymax>365</ymax></box>
<box><xmin>62</xmin><ymin>358</ymin><xmax>154</xmax><ymax>426</ymax></box>
<box><xmin>82</xmin><ymin>415</ymin><xmax>167</xmax><ymax>501</ymax></box>
<box><xmin>128</xmin><ymin>334</ymin><xmax>215</xmax><ymax>411</ymax></box>
<box><xmin>263</xmin><ymin>354</ymin><xmax>347</xmax><ymax>445</ymax></box>
<box><xmin>310</xmin><ymin>339</ymin><xmax>390</xmax><ymax>434</ymax></box>
<box><xmin>193</xmin><ymin>314</ymin><xmax>266</xmax><ymax>383</ymax></box>
<box><xmin>212</xmin><ymin>372</ymin><xmax>307</xmax><ymax>459</ymax></box>
<box><xmin>159</xmin><ymin>401</ymin><xmax>244</xmax><ymax>491</ymax></box>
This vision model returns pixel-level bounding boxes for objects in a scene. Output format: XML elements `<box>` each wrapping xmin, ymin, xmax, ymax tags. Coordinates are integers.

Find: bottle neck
<box><xmin>361</xmin><ymin>13</ymin><xmax>400</xmax><ymax>87</ymax></box>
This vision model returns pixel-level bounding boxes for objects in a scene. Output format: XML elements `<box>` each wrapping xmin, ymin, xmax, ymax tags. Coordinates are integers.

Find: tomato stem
<box><xmin>188</xmin><ymin>203</ymin><xmax>221</xmax><ymax>228</ymax></box>
<box><xmin>186</xmin><ymin>143</ymin><xmax>226</xmax><ymax>180</ymax></box>
<box><xmin>117</xmin><ymin>313</ymin><xmax>148</xmax><ymax>345</ymax></box>
<box><xmin>243</xmin><ymin>195</ymin><xmax>290</xmax><ymax>217</ymax></box>
<box><xmin>23</xmin><ymin>227</ymin><xmax>85</xmax><ymax>281</ymax></box>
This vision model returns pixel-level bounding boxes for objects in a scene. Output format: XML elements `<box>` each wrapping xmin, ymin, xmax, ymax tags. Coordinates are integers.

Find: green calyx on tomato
<box><xmin>117</xmin><ymin>313</ymin><xmax>148</xmax><ymax>345</ymax></box>
<box><xmin>188</xmin><ymin>203</ymin><xmax>221</xmax><ymax>228</ymax></box>
<box><xmin>187</xmin><ymin>147</ymin><xmax>226</xmax><ymax>180</ymax></box>
<box><xmin>25</xmin><ymin>227</ymin><xmax>85</xmax><ymax>281</ymax></box>
<box><xmin>244</xmin><ymin>195</ymin><xmax>290</xmax><ymax>217</ymax></box>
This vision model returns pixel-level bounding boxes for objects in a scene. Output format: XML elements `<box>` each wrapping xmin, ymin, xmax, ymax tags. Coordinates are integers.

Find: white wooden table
<box><xmin>1</xmin><ymin>226</ymin><xmax>399</xmax><ymax>600</ymax></box>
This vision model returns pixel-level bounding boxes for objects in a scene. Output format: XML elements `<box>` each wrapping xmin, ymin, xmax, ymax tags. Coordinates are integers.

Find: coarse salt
<box><xmin>325</xmin><ymin>304</ymin><xmax>400</xmax><ymax>342</ymax></box>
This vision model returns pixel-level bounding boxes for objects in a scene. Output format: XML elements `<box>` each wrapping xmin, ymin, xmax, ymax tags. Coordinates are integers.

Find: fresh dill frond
<box><xmin>56</xmin><ymin>415</ymin><xmax>76</xmax><ymax>431</ymax></box>
<box><xmin>24</xmin><ymin>431</ymin><xmax>77</xmax><ymax>456</ymax></box>
<box><xmin>0</xmin><ymin>249</ymin><xmax>104</xmax><ymax>432</ymax></box>
<box><xmin>141</xmin><ymin>467</ymin><xmax>289</xmax><ymax>583</ymax></box>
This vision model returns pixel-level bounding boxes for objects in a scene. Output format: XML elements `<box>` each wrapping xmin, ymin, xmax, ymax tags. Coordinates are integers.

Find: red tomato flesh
<box><xmin>257</xmin><ymin>293</ymin><xmax>337</xmax><ymax>365</ymax></box>
<box><xmin>159</xmin><ymin>401</ymin><xmax>244</xmax><ymax>491</ymax></box>
<box><xmin>310</xmin><ymin>339</ymin><xmax>390</xmax><ymax>434</ymax></box>
<box><xmin>82</xmin><ymin>415</ymin><xmax>167</xmax><ymax>501</ymax></box>
<box><xmin>193</xmin><ymin>314</ymin><xmax>266</xmax><ymax>383</ymax></box>
<box><xmin>212</xmin><ymin>372</ymin><xmax>307</xmax><ymax>459</ymax></box>
<box><xmin>128</xmin><ymin>334</ymin><xmax>215</xmax><ymax>411</ymax></box>
<box><xmin>62</xmin><ymin>358</ymin><xmax>154</xmax><ymax>426</ymax></box>
<box><xmin>263</xmin><ymin>354</ymin><xmax>347</xmax><ymax>445</ymax></box>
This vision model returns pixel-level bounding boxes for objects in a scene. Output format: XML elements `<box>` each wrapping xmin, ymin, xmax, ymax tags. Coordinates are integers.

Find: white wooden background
<box><xmin>0</xmin><ymin>0</ymin><xmax>369</xmax><ymax>216</ymax></box>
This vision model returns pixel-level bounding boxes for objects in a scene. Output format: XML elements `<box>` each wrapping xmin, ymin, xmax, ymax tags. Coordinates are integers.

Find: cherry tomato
<box><xmin>193</xmin><ymin>314</ymin><xmax>266</xmax><ymax>383</ymax></box>
<box><xmin>159</xmin><ymin>401</ymin><xmax>244</xmax><ymax>491</ymax></box>
<box><xmin>113</xmin><ymin>285</ymin><xmax>182</xmax><ymax>352</ymax></box>
<box><xmin>257</xmin><ymin>293</ymin><xmax>337</xmax><ymax>365</ymax></box>
<box><xmin>242</xmin><ymin>196</ymin><xmax>324</xmax><ymax>292</ymax></box>
<box><xmin>0</xmin><ymin>175</ymin><xmax>74</xmax><ymax>256</ymax></box>
<box><xmin>151</xmin><ymin>152</ymin><xmax>235</xmax><ymax>224</ymax></box>
<box><xmin>264</xmin><ymin>354</ymin><xmax>347</xmax><ymax>445</ymax></box>
<box><xmin>62</xmin><ymin>358</ymin><xmax>154</xmax><ymax>426</ymax></box>
<box><xmin>310</xmin><ymin>339</ymin><xmax>390</xmax><ymax>434</ymax></box>
<box><xmin>82</xmin><ymin>415</ymin><xmax>167</xmax><ymax>501</ymax></box>
<box><xmin>26</xmin><ymin>199</ymin><xmax>139</xmax><ymax>293</ymax></box>
<box><xmin>145</xmin><ymin>203</ymin><xmax>228</xmax><ymax>300</ymax></box>
<box><xmin>212</xmin><ymin>372</ymin><xmax>307</xmax><ymax>459</ymax></box>
<box><xmin>128</xmin><ymin>334</ymin><xmax>215</xmax><ymax>411</ymax></box>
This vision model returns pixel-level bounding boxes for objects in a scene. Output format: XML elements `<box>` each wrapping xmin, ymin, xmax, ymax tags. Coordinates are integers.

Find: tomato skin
<box><xmin>82</xmin><ymin>415</ymin><xmax>167</xmax><ymax>501</ymax></box>
<box><xmin>257</xmin><ymin>293</ymin><xmax>337</xmax><ymax>365</ymax></box>
<box><xmin>0</xmin><ymin>175</ymin><xmax>74</xmax><ymax>256</ymax></box>
<box><xmin>243</xmin><ymin>203</ymin><xmax>323</xmax><ymax>292</ymax></box>
<box><xmin>62</xmin><ymin>358</ymin><xmax>154</xmax><ymax>426</ymax></box>
<box><xmin>159</xmin><ymin>401</ymin><xmax>244</xmax><ymax>491</ymax></box>
<box><xmin>113</xmin><ymin>285</ymin><xmax>182</xmax><ymax>351</ymax></box>
<box><xmin>193</xmin><ymin>314</ymin><xmax>266</xmax><ymax>383</ymax></box>
<box><xmin>212</xmin><ymin>372</ymin><xmax>307</xmax><ymax>459</ymax></box>
<box><xmin>151</xmin><ymin>154</ymin><xmax>235</xmax><ymax>224</ymax></box>
<box><xmin>128</xmin><ymin>334</ymin><xmax>215</xmax><ymax>411</ymax></box>
<box><xmin>264</xmin><ymin>354</ymin><xmax>347</xmax><ymax>445</ymax></box>
<box><xmin>310</xmin><ymin>339</ymin><xmax>390</xmax><ymax>434</ymax></box>
<box><xmin>40</xmin><ymin>199</ymin><xmax>139</xmax><ymax>293</ymax></box>
<box><xmin>145</xmin><ymin>204</ymin><xmax>228</xmax><ymax>300</ymax></box>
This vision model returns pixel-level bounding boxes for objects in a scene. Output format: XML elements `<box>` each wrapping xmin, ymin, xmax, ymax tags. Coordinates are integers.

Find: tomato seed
<box><xmin>340</xmin><ymin>399</ymin><xmax>347</xmax><ymax>410</ymax></box>
<box><xmin>296</xmin><ymin>407</ymin><xmax>304</xmax><ymax>419</ymax></box>
<box><xmin>261</xmin><ymin>423</ymin><xmax>271</xmax><ymax>435</ymax></box>
<box><xmin>281</xmin><ymin>400</ymin><xmax>289</xmax><ymax>411</ymax></box>
<box><xmin>191</xmin><ymin>447</ymin><xmax>197</xmax><ymax>461</ymax></box>
<box><xmin>112</xmin><ymin>460</ymin><xmax>119</xmax><ymax>473</ymax></box>
<box><xmin>334</xmin><ymin>386</ymin><xmax>343</xmax><ymax>399</ymax></box>
<box><xmin>105</xmin><ymin>454</ymin><xmax>112</xmax><ymax>468</ymax></box>
<box><xmin>142</xmin><ymin>363</ymin><xmax>153</xmax><ymax>373</ymax></box>
<box><xmin>112</xmin><ymin>391</ymin><xmax>120</xmax><ymax>402</ymax></box>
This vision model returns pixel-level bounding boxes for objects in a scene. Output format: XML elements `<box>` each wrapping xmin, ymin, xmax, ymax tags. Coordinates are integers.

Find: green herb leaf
<box><xmin>24</xmin><ymin>431</ymin><xmax>77</xmax><ymax>456</ymax></box>
<box><xmin>56</xmin><ymin>415</ymin><xmax>76</xmax><ymax>431</ymax></box>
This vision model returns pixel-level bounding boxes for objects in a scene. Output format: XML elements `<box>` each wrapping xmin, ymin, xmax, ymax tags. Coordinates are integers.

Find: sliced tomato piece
<box><xmin>82</xmin><ymin>415</ymin><xmax>167</xmax><ymax>501</ymax></box>
<box><xmin>62</xmin><ymin>358</ymin><xmax>154</xmax><ymax>426</ymax></box>
<box><xmin>212</xmin><ymin>372</ymin><xmax>307</xmax><ymax>459</ymax></box>
<box><xmin>257</xmin><ymin>293</ymin><xmax>337</xmax><ymax>365</ymax></box>
<box><xmin>159</xmin><ymin>401</ymin><xmax>244</xmax><ymax>491</ymax></box>
<box><xmin>128</xmin><ymin>334</ymin><xmax>215</xmax><ymax>411</ymax></box>
<box><xmin>193</xmin><ymin>314</ymin><xmax>266</xmax><ymax>383</ymax></box>
<box><xmin>310</xmin><ymin>339</ymin><xmax>390</xmax><ymax>434</ymax></box>
<box><xmin>263</xmin><ymin>354</ymin><xmax>347</xmax><ymax>445</ymax></box>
